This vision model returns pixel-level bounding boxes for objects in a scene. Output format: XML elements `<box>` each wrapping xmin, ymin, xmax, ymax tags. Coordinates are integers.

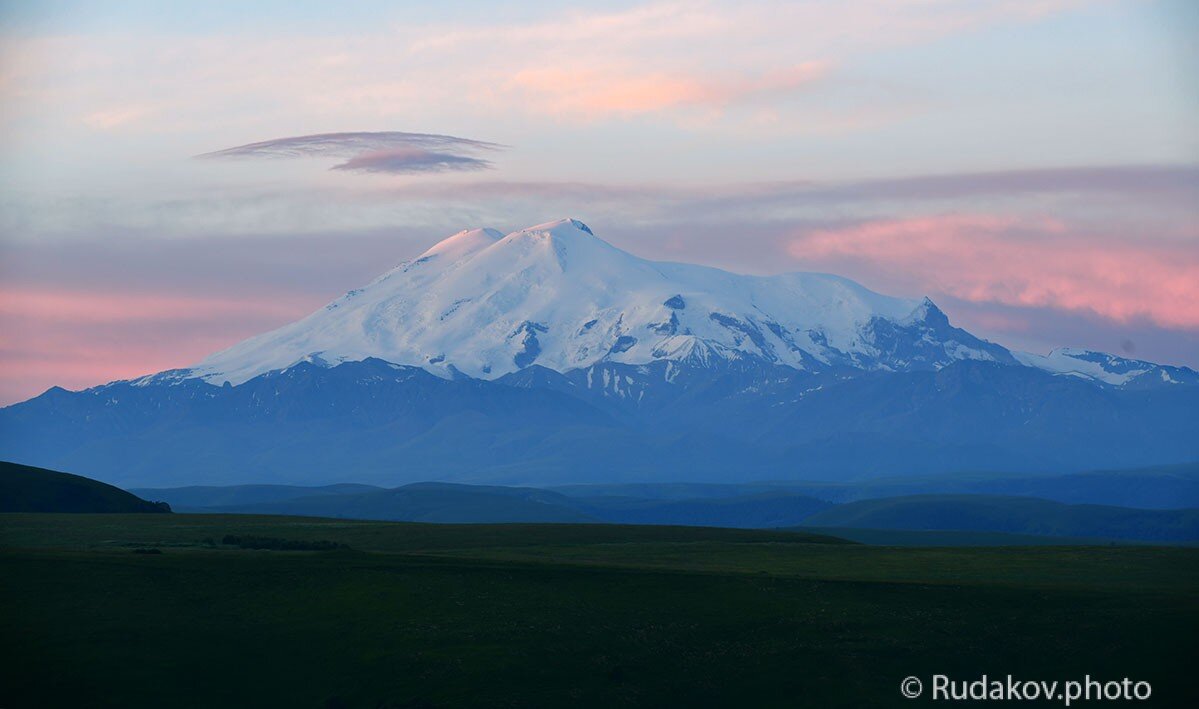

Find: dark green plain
<box><xmin>2</xmin><ymin>513</ymin><xmax>1195</xmax><ymax>708</ymax></box>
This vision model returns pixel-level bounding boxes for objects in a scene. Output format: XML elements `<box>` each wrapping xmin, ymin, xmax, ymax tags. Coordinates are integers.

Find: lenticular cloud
<box><xmin>330</xmin><ymin>147</ymin><xmax>491</xmax><ymax>174</ymax></box>
<box><xmin>197</xmin><ymin>131</ymin><xmax>503</xmax><ymax>174</ymax></box>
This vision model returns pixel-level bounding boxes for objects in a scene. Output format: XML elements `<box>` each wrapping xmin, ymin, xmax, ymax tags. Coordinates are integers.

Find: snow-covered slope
<box><xmin>1015</xmin><ymin>348</ymin><xmax>1199</xmax><ymax>387</ymax></box>
<box><xmin>191</xmin><ymin>218</ymin><xmax>1012</xmax><ymax>385</ymax></box>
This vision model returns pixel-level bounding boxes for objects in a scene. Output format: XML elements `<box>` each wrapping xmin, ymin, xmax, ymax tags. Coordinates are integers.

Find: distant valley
<box><xmin>124</xmin><ymin>463</ymin><xmax>1199</xmax><ymax>543</ymax></box>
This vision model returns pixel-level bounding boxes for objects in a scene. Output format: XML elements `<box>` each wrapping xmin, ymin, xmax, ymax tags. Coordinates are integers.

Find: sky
<box><xmin>0</xmin><ymin>0</ymin><xmax>1196</xmax><ymax>405</ymax></box>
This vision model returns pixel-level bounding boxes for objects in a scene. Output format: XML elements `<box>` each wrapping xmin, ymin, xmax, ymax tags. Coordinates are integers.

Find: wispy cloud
<box><xmin>380</xmin><ymin>164</ymin><xmax>1199</xmax><ymax>215</ymax></box>
<box><xmin>197</xmin><ymin>131</ymin><xmax>503</xmax><ymax>175</ymax></box>
<box><xmin>404</xmin><ymin>0</ymin><xmax>1096</xmax><ymax>122</ymax></box>
<box><xmin>5</xmin><ymin>163</ymin><xmax>1192</xmax><ymax>243</ymax></box>
<box><xmin>0</xmin><ymin>0</ymin><xmax>1105</xmax><ymax>136</ymax></box>
<box><xmin>505</xmin><ymin>62</ymin><xmax>829</xmax><ymax>119</ymax></box>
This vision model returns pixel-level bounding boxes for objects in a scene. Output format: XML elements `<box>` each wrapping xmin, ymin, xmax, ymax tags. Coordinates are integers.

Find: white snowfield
<box><xmin>1012</xmin><ymin>348</ymin><xmax>1162</xmax><ymax>386</ymax></box>
<box><xmin>193</xmin><ymin>219</ymin><xmax>943</xmax><ymax>385</ymax></box>
<box><xmin>187</xmin><ymin>218</ymin><xmax>1179</xmax><ymax>387</ymax></box>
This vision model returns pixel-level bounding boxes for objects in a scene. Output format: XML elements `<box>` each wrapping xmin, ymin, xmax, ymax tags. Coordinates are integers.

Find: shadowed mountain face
<box><xmin>1</xmin><ymin>356</ymin><xmax>1195</xmax><ymax>489</ymax></box>
<box><xmin>1</xmin><ymin>220</ymin><xmax>1196</xmax><ymax>488</ymax></box>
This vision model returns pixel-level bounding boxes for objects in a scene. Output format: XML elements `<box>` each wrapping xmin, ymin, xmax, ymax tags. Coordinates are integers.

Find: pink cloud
<box><xmin>788</xmin><ymin>215</ymin><xmax>1199</xmax><ymax>330</ymax></box>
<box><xmin>0</xmin><ymin>288</ymin><xmax>303</xmax><ymax>324</ymax></box>
<box><xmin>0</xmin><ymin>288</ymin><xmax>317</xmax><ymax>404</ymax></box>
<box><xmin>506</xmin><ymin>62</ymin><xmax>829</xmax><ymax>118</ymax></box>
<box><xmin>82</xmin><ymin>105</ymin><xmax>151</xmax><ymax>129</ymax></box>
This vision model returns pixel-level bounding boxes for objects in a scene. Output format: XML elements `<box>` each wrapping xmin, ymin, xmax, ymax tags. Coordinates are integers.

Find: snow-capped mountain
<box><xmin>2</xmin><ymin>218</ymin><xmax>1196</xmax><ymax>487</ymax></box>
<box><xmin>192</xmin><ymin>218</ymin><xmax>1013</xmax><ymax>386</ymax></box>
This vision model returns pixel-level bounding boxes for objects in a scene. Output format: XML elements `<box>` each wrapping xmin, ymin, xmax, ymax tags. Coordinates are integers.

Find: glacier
<box><xmin>191</xmin><ymin>218</ymin><xmax>1018</xmax><ymax>386</ymax></box>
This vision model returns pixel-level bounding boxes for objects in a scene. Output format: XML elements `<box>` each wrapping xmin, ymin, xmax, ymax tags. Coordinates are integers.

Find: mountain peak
<box><xmin>509</xmin><ymin>218</ymin><xmax>597</xmax><ymax>242</ymax></box>
<box><xmin>418</xmin><ymin>226</ymin><xmax>504</xmax><ymax>262</ymax></box>
<box><xmin>906</xmin><ymin>296</ymin><xmax>949</xmax><ymax>326</ymax></box>
<box><xmin>413</xmin><ymin>219</ymin><xmax>594</xmax><ymax>266</ymax></box>
<box><xmin>524</xmin><ymin>217</ymin><xmax>593</xmax><ymax>235</ymax></box>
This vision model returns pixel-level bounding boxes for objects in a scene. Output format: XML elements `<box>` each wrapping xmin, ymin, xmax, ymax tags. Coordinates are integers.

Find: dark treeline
<box><xmin>220</xmin><ymin>535</ymin><xmax>349</xmax><ymax>551</ymax></box>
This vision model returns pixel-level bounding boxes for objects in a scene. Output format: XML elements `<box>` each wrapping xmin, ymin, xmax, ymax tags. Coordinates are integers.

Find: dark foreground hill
<box><xmin>801</xmin><ymin>494</ymin><xmax>1199</xmax><ymax>542</ymax></box>
<box><xmin>0</xmin><ymin>461</ymin><xmax>169</xmax><ymax>514</ymax></box>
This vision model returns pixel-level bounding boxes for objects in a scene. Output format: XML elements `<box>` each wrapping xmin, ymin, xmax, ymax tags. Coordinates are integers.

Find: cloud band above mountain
<box><xmin>197</xmin><ymin>131</ymin><xmax>504</xmax><ymax>174</ymax></box>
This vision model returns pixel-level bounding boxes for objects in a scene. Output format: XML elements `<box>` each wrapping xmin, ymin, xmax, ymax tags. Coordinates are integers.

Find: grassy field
<box><xmin>2</xmin><ymin>513</ymin><xmax>1196</xmax><ymax>708</ymax></box>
